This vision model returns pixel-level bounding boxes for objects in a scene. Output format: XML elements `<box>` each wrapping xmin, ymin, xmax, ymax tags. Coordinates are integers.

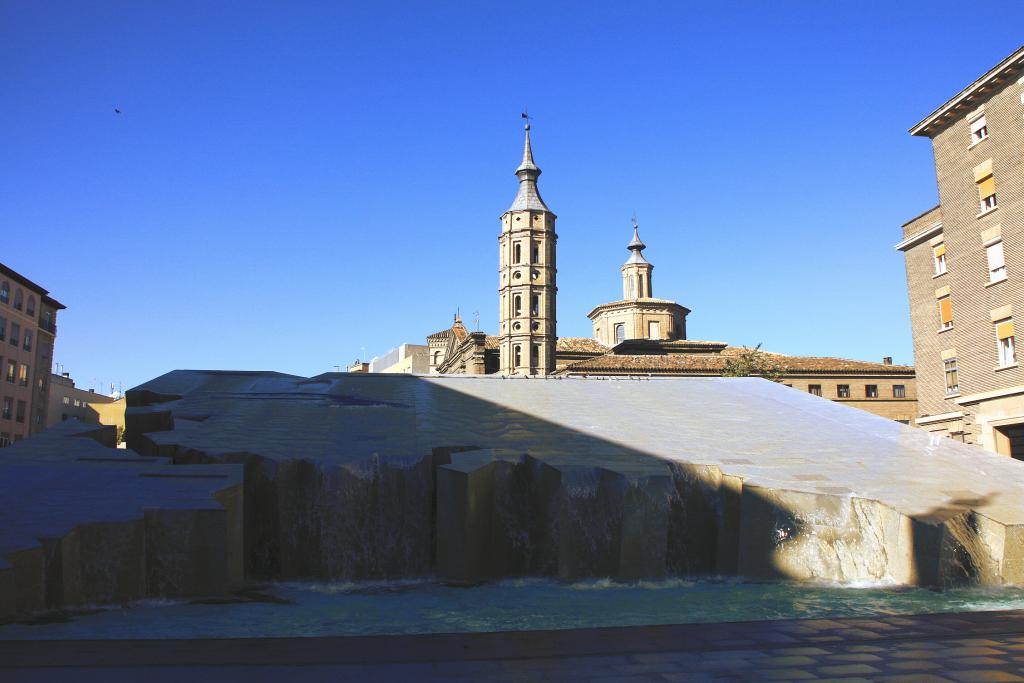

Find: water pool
<box><xmin>4</xmin><ymin>578</ymin><xmax>1024</xmax><ymax>640</ymax></box>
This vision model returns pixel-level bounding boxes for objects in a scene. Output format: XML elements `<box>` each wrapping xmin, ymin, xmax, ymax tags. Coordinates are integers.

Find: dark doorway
<box><xmin>993</xmin><ymin>423</ymin><xmax>1024</xmax><ymax>460</ymax></box>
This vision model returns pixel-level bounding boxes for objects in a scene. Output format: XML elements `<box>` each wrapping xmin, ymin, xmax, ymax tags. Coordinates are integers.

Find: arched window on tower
<box><xmin>628</xmin><ymin>276</ymin><xmax>635</xmax><ymax>298</ymax></box>
<box><xmin>615</xmin><ymin>323</ymin><xmax>625</xmax><ymax>344</ymax></box>
<box><xmin>513</xmin><ymin>295</ymin><xmax>522</xmax><ymax>316</ymax></box>
<box><xmin>513</xmin><ymin>243</ymin><xmax>522</xmax><ymax>264</ymax></box>
<box><xmin>531</xmin><ymin>344</ymin><xmax>540</xmax><ymax>371</ymax></box>
<box><xmin>532</xmin><ymin>241</ymin><xmax>540</xmax><ymax>263</ymax></box>
<box><xmin>513</xmin><ymin>345</ymin><xmax>522</xmax><ymax>367</ymax></box>
<box><xmin>639</xmin><ymin>275</ymin><xmax>646</xmax><ymax>298</ymax></box>
<box><xmin>531</xmin><ymin>294</ymin><xmax>539</xmax><ymax>316</ymax></box>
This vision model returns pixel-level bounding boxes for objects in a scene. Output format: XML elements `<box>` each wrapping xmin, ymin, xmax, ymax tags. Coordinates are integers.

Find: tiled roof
<box><xmin>427</xmin><ymin>329</ymin><xmax>452</xmax><ymax>341</ymax></box>
<box><xmin>484</xmin><ymin>335</ymin><xmax>500</xmax><ymax>350</ymax></box>
<box><xmin>559</xmin><ymin>352</ymin><xmax>914</xmax><ymax>376</ymax></box>
<box><xmin>556</xmin><ymin>337</ymin><xmax>608</xmax><ymax>354</ymax></box>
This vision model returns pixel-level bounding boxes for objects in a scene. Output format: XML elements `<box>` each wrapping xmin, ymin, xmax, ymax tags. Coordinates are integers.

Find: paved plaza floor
<box><xmin>5</xmin><ymin>610</ymin><xmax>1024</xmax><ymax>681</ymax></box>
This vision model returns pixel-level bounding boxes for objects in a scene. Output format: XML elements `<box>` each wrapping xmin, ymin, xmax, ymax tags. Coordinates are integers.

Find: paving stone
<box><xmin>759</xmin><ymin>655</ymin><xmax>817</xmax><ymax>667</ymax></box>
<box><xmin>945</xmin><ymin>672</ymin><xmax>1024</xmax><ymax>683</ymax></box>
<box><xmin>845</xmin><ymin>644</ymin><xmax>887</xmax><ymax>653</ymax></box>
<box><xmin>877</xmin><ymin>675</ymin><xmax>956</xmax><ymax>683</ymax></box>
<box><xmin>817</xmin><ymin>663</ymin><xmax>882</xmax><ymax>675</ymax></box>
<box><xmin>887</xmin><ymin>659</ymin><xmax>942</xmax><ymax>671</ymax></box>
<box><xmin>774</xmin><ymin>647</ymin><xmax>831</xmax><ymax>656</ymax></box>
<box><xmin>755</xmin><ymin>669</ymin><xmax>817</xmax><ymax>680</ymax></box>
<box><xmin>825</xmin><ymin>653</ymin><xmax>883</xmax><ymax>662</ymax></box>
<box><xmin>946</xmin><ymin>646</ymin><xmax>1006</xmax><ymax>656</ymax></box>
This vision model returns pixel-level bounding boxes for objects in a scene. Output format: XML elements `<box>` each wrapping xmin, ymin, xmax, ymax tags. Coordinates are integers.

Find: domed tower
<box><xmin>587</xmin><ymin>218</ymin><xmax>690</xmax><ymax>346</ymax></box>
<box><xmin>498</xmin><ymin>120</ymin><xmax>557</xmax><ymax>375</ymax></box>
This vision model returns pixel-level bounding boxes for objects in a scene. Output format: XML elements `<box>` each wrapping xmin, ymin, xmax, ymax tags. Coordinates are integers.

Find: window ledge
<box><xmin>938</xmin><ymin>326</ymin><xmax>954</xmax><ymax>334</ymax></box>
<box><xmin>933</xmin><ymin>271</ymin><xmax>948</xmax><ymax>279</ymax></box>
<box><xmin>995</xmin><ymin>363</ymin><xmax>1019</xmax><ymax>372</ymax></box>
<box><xmin>968</xmin><ymin>137</ymin><xmax>989</xmax><ymax>150</ymax></box>
<box><xmin>945</xmin><ymin>392</ymin><xmax>961</xmax><ymax>399</ymax></box>
<box><xmin>985</xmin><ymin>276</ymin><xmax>1008</xmax><ymax>287</ymax></box>
<box><xmin>977</xmin><ymin>206</ymin><xmax>999</xmax><ymax>219</ymax></box>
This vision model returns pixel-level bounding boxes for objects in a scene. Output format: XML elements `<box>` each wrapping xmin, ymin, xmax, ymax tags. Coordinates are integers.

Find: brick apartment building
<box><xmin>898</xmin><ymin>46</ymin><xmax>1024</xmax><ymax>454</ymax></box>
<box><xmin>0</xmin><ymin>264</ymin><xmax>63</xmax><ymax>446</ymax></box>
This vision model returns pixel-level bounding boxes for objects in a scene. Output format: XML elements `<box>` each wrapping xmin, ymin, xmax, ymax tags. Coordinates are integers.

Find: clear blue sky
<box><xmin>3</xmin><ymin>2</ymin><xmax>1022</xmax><ymax>391</ymax></box>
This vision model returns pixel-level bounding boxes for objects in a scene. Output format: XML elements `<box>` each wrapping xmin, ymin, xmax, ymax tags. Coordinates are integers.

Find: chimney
<box><xmin>62</xmin><ymin>372</ymin><xmax>70</xmax><ymax>378</ymax></box>
<box><xmin>883</xmin><ymin>356</ymin><xmax>893</xmax><ymax>365</ymax></box>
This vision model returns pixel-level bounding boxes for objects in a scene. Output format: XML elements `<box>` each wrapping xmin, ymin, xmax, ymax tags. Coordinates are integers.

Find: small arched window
<box><xmin>615</xmin><ymin>323</ymin><xmax>625</xmax><ymax>344</ymax></box>
<box><xmin>513</xmin><ymin>295</ymin><xmax>522</xmax><ymax>316</ymax></box>
<box><xmin>638</xmin><ymin>275</ymin><xmax>646</xmax><ymax>298</ymax></box>
<box><xmin>513</xmin><ymin>345</ymin><xmax>522</xmax><ymax>367</ymax></box>
<box><xmin>531</xmin><ymin>344</ymin><xmax>540</xmax><ymax>369</ymax></box>
<box><xmin>13</xmin><ymin>289</ymin><xmax>22</xmax><ymax>311</ymax></box>
<box><xmin>628</xmin><ymin>276</ymin><xmax>635</xmax><ymax>298</ymax></box>
<box><xmin>26</xmin><ymin>296</ymin><xmax>35</xmax><ymax>316</ymax></box>
<box><xmin>0</xmin><ymin>282</ymin><xmax>8</xmax><ymax>304</ymax></box>
<box><xmin>532</xmin><ymin>241</ymin><xmax>540</xmax><ymax>263</ymax></box>
<box><xmin>531</xmin><ymin>294</ymin><xmax>540</xmax><ymax>316</ymax></box>
<box><xmin>513</xmin><ymin>243</ymin><xmax>522</xmax><ymax>264</ymax></box>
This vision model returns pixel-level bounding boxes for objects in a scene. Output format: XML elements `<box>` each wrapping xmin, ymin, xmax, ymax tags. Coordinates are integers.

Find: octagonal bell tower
<box><xmin>499</xmin><ymin>121</ymin><xmax>557</xmax><ymax>375</ymax></box>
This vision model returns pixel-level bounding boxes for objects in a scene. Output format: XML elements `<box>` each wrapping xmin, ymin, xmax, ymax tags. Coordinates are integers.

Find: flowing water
<box><xmin>4</xmin><ymin>577</ymin><xmax>1024</xmax><ymax>640</ymax></box>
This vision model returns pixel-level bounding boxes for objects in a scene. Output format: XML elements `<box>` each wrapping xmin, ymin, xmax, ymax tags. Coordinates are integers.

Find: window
<box><xmin>866</xmin><ymin>385</ymin><xmax>879</xmax><ymax>398</ymax></box>
<box><xmin>837</xmin><ymin>384</ymin><xmax>850</xmax><ymax>398</ymax></box>
<box><xmin>513</xmin><ymin>345</ymin><xmax>522</xmax><ymax>367</ymax></box>
<box><xmin>944</xmin><ymin>358</ymin><xmax>959</xmax><ymax>395</ymax></box>
<box><xmin>996</xmin><ymin>319</ymin><xmax>1016</xmax><ymax>367</ymax></box>
<box><xmin>62</xmin><ymin>396</ymin><xmax>70</xmax><ymax>406</ymax></box>
<box><xmin>893</xmin><ymin>385</ymin><xmax>906</xmax><ymax>398</ymax></box>
<box><xmin>614</xmin><ymin>323</ymin><xmax>625</xmax><ymax>344</ymax></box>
<box><xmin>986</xmin><ymin>239</ymin><xmax>1007</xmax><ymax>283</ymax></box>
<box><xmin>628</xmin><ymin>276</ymin><xmax>635</xmax><ymax>298</ymax></box>
<box><xmin>513</xmin><ymin>242</ymin><xmax>522</xmax><ymax>264</ymax></box>
<box><xmin>5</xmin><ymin>361</ymin><xmax>13</xmax><ymax>384</ymax></box>
<box><xmin>531</xmin><ymin>294</ymin><xmax>539</xmax><ymax>316</ymax></box>
<box><xmin>513</xmin><ymin>295</ymin><xmax>522</xmax><ymax>316</ymax></box>
<box><xmin>0</xmin><ymin>316</ymin><xmax>5</xmax><ymax>342</ymax></box>
<box><xmin>15</xmin><ymin>400</ymin><xmax>25</xmax><ymax>423</ymax></box>
<box><xmin>18</xmin><ymin>363</ymin><xmax>28</xmax><ymax>387</ymax></box>
<box><xmin>22</xmin><ymin>330</ymin><xmax>30</xmax><ymax>352</ymax></box>
<box><xmin>1</xmin><ymin>397</ymin><xmax>10</xmax><ymax>419</ymax></box>
<box><xmin>970</xmin><ymin>114</ymin><xmax>988</xmax><ymax>144</ymax></box>
<box><xmin>531</xmin><ymin>343</ymin><xmax>540</xmax><ymax>369</ymax></box>
<box><xmin>0</xmin><ymin>432</ymin><xmax>8</xmax><ymax>448</ymax></box>
<box><xmin>0</xmin><ymin>283</ymin><xmax>6</xmax><ymax>304</ymax></box>
<box><xmin>26</xmin><ymin>296</ymin><xmax>35</xmax><ymax>316</ymax></box>
<box><xmin>9</xmin><ymin>323</ymin><xmax>18</xmax><ymax>346</ymax></box>
<box><xmin>933</xmin><ymin>242</ymin><xmax>947</xmax><ymax>275</ymax></box>
<box><xmin>648</xmin><ymin>320</ymin><xmax>660</xmax><ymax>338</ymax></box>
<box><xmin>12</xmin><ymin>289</ymin><xmax>21</xmax><ymax>311</ymax></box>
<box><xmin>532</xmin><ymin>241</ymin><xmax>540</xmax><ymax>263</ymax></box>
<box><xmin>41</xmin><ymin>311</ymin><xmax>52</xmax><ymax>332</ymax></box>
<box><xmin>938</xmin><ymin>296</ymin><xmax>953</xmax><ymax>330</ymax></box>
<box><xmin>808</xmin><ymin>384</ymin><xmax>822</xmax><ymax>397</ymax></box>
<box><xmin>975</xmin><ymin>160</ymin><xmax>997</xmax><ymax>213</ymax></box>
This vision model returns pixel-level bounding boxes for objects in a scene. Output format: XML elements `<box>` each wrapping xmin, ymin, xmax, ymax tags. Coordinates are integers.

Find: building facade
<box><xmin>0</xmin><ymin>263</ymin><xmax>64</xmax><ymax>446</ymax></box>
<box><xmin>588</xmin><ymin>221</ymin><xmax>689</xmax><ymax>345</ymax></box>
<box><xmin>498</xmin><ymin>123</ymin><xmax>557</xmax><ymax>376</ymax></box>
<box><xmin>369</xmin><ymin>343</ymin><xmax>429</xmax><ymax>374</ymax></box>
<box><xmin>897</xmin><ymin>46</ymin><xmax>1024</xmax><ymax>454</ymax></box>
<box><xmin>46</xmin><ymin>372</ymin><xmax>123</xmax><ymax>438</ymax></box>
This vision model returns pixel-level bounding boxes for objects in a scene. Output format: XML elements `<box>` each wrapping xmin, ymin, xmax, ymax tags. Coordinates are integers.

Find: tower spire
<box><xmin>508</xmin><ymin>117</ymin><xmax>549</xmax><ymax>212</ymax></box>
<box><xmin>625</xmin><ymin>215</ymin><xmax>648</xmax><ymax>264</ymax></box>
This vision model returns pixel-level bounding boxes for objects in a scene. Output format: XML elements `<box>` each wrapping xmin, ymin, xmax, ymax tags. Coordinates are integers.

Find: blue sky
<box><xmin>2</xmin><ymin>2</ymin><xmax>1022</xmax><ymax>391</ymax></box>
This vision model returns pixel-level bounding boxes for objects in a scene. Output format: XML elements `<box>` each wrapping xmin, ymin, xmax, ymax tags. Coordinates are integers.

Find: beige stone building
<box><xmin>897</xmin><ymin>46</ymin><xmax>1024</xmax><ymax>453</ymax></box>
<box><xmin>46</xmin><ymin>372</ymin><xmax>124</xmax><ymax>438</ymax></box>
<box><xmin>498</xmin><ymin>122</ymin><xmax>557</xmax><ymax>376</ymax></box>
<box><xmin>0</xmin><ymin>263</ymin><xmax>63</xmax><ymax>446</ymax></box>
<box><xmin>369</xmin><ymin>343</ymin><xmax>429</xmax><ymax>374</ymax></box>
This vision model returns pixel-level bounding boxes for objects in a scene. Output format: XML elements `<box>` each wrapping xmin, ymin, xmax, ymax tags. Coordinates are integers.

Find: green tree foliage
<box><xmin>721</xmin><ymin>344</ymin><xmax>787</xmax><ymax>383</ymax></box>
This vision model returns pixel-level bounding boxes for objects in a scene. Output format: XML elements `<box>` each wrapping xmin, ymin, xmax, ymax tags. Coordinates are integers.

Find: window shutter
<box><xmin>939</xmin><ymin>298</ymin><xmax>953</xmax><ymax>324</ymax></box>
<box><xmin>988</xmin><ymin>241</ymin><xmax>1005</xmax><ymax>270</ymax></box>
<box><xmin>934</xmin><ymin>244</ymin><xmax>946</xmax><ymax>257</ymax></box>
<box><xmin>978</xmin><ymin>175</ymin><xmax>997</xmax><ymax>200</ymax></box>
<box><xmin>997</xmin><ymin>321</ymin><xmax>1015</xmax><ymax>340</ymax></box>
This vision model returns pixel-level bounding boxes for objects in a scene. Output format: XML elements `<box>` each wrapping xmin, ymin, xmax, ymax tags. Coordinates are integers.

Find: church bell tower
<box><xmin>499</xmin><ymin>120</ymin><xmax>557</xmax><ymax>375</ymax></box>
